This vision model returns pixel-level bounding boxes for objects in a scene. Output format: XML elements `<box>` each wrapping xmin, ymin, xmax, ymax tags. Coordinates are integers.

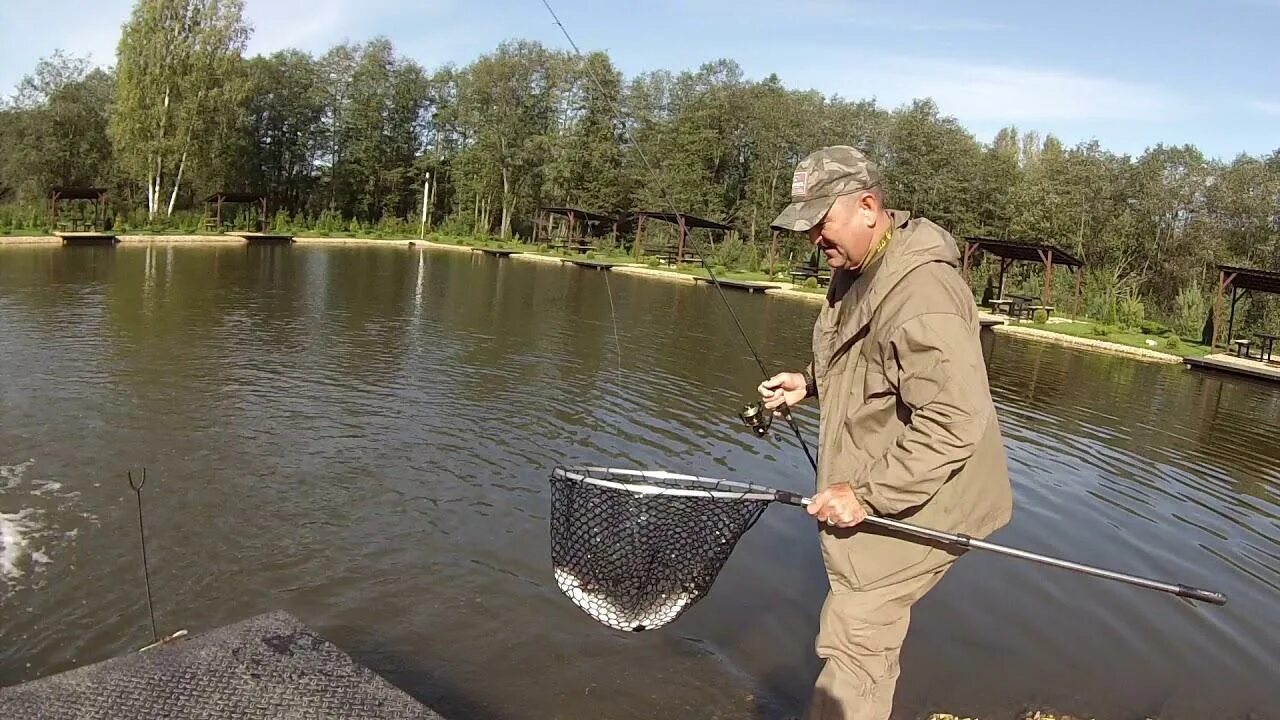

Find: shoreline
<box><xmin>0</xmin><ymin>234</ymin><xmax>1189</xmax><ymax>364</ymax></box>
<box><xmin>989</xmin><ymin>323</ymin><xmax>1183</xmax><ymax>364</ymax></box>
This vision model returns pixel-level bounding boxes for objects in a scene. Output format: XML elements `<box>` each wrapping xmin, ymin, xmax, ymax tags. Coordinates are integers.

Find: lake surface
<box><xmin>1</xmin><ymin>243</ymin><xmax>1277</xmax><ymax>719</ymax></box>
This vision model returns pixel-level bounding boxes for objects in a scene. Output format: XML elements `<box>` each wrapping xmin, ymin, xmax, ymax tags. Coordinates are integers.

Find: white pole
<box><xmin>420</xmin><ymin>172</ymin><xmax>431</xmax><ymax>240</ymax></box>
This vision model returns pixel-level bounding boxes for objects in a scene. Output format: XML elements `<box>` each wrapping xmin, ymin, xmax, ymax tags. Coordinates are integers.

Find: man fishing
<box><xmin>759</xmin><ymin>146</ymin><xmax>1013</xmax><ymax>720</ymax></box>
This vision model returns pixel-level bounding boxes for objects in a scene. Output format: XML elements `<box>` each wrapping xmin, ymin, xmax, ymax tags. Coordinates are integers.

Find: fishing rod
<box><xmin>536</xmin><ymin>0</ymin><xmax>816</xmax><ymax>469</ymax></box>
<box><xmin>536</xmin><ymin>0</ymin><xmax>1227</xmax><ymax>607</ymax></box>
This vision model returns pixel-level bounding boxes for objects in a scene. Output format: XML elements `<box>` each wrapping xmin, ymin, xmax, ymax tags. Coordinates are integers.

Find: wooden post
<box><xmin>676</xmin><ymin>214</ymin><xmax>688</xmax><ymax>264</ymax></box>
<box><xmin>261</xmin><ymin>196</ymin><xmax>268</xmax><ymax>232</ymax></box>
<box><xmin>1072</xmin><ymin>267</ymin><xmax>1082</xmax><ymax>319</ymax></box>
<box><xmin>216</xmin><ymin>196</ymin><xmax>223</xmax><ymax>229</ymax></box>
<box><xmin>962</xmin><ymin>240</ymin><xmax>979</xmax><ymax>276</ymax></box>
<box><xmin>532</xmin><ymin>209</ymin><xmax>541</xmax><ymax>245</ymax></box>
<box><xmin>1041</xmin><ymin>248</ymin><xmax>1054</xmax><ymax>309</ymax></box>
<box><xmin>997</xmin><ymin>257</ymin><xmax>1011</xmax><ymax>299</ymax></box>
<box><xmin>769</xmin><ymin>229</ymin><xmax>780</xmax><ymax>276</ymax></box>
<box><xmin>1227</xmin><ymin>286</ymin><xmax>1242</xmax><ymax>347</ymax></box>
<box><xmin>634</xmin><ymin>214</ymin><xmax>646</xmax><ymax>261</ymax></box>
<box><xmin>1212</xmin><ymin>270</ymin><xmax>1235</xmax><ymax>350</ymax></box>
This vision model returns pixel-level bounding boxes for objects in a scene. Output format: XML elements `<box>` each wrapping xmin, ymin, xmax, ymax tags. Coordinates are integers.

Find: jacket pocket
<box><xmin>822</xmin><ymin>528</ymin><xmax>945</xmax><ymax>593</ymax></box>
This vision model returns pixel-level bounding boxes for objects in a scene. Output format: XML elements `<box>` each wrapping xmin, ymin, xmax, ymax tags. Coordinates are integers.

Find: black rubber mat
<box><xmin>0</xmin><ymin>610</ymin><xmax>444</xmax><ymax>719</ymax></box>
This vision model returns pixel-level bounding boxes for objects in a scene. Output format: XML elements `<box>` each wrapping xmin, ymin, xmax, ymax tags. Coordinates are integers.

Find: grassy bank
<box><xmin>926</xmin><ymin>707</ymin><xmax>1095</xmax><ymax>712</ymax></box>
<box><xmin>1012</xmin><ymin>318</ymin><xmax>1211</xmax><ymax>359</ymax></box>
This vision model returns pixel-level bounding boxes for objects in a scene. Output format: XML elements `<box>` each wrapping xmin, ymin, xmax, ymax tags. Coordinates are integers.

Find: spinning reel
<box><xmin>738</xmin><ymin>400</ymin><xmax>774</xmax><ymax>438</ymax></box>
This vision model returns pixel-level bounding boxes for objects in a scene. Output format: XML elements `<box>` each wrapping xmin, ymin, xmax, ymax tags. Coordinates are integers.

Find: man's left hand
<box><xmin>806</xmin><ymin>483</ymin><xmax>868</xmax><ymax>528</ymax></box>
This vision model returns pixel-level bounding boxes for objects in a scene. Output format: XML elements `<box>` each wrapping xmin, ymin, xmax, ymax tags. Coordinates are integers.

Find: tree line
<box><xmin>1</xmin><ymin>0</ymin><xmax>1278</xmax><ymax>334</ymax></box>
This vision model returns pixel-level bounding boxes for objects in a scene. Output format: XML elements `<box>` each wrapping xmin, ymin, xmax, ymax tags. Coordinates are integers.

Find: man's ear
<box><xmin>860</xmin><ymin>193</ymin><xmax>878</xmax><ymax>227</ymax></box>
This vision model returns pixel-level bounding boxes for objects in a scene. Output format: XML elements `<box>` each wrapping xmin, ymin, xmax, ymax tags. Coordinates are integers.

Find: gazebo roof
<box><xmin>49</xmin><ymin>187</ymin><xmax>107</xmax><ymax>200</ymax></box>
<box><xmin>1218</xmin><ymin>264</ymin><xmax>1280</xmax><ymax>295</ymax></box>
<box><xmin>963</xmin><ymin>237</ymin><xmax>1084</xmax><ymax>268</ymax></box>
<box><xmin>629</xmin><ymin>211</ymin><xmax>732</xmax><ymax>232</ymax></box>
<box><xmin>540</xmin><ymin>206</ymin><xmax>617</xmax><ymax>223</ymax></box>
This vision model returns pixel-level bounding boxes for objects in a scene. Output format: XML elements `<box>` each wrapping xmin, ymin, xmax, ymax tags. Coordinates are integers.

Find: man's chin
<box><xmin>824</xmin><ymin>254</ymin><xmax>847</xmax><ymax>269</ymax></box>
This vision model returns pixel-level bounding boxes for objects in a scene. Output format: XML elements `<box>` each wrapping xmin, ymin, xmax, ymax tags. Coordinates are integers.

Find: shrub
<box><xmin>1164</xmin><ymin>334</ymin><xmax>1182</xmax><ymax>350</ymax></box>
<box><xmin>647</xmin><ymin>257</ymin><xmax>661</xmax><ymax>267</ymax></box>
<box><xmin>1090</xmin><ymin>324</ymin><xmax>1111</xmax><ymax>337</ymax></box>
<box><xmin>1174</xmin><ymin>283</ymin><xmax>1207</xmax><ymax>338</ymax></box>
<box><xmin>1033</xmin><ymin>309</ymin><xmax>1049</xmax><ymax>324</ymax></box>
<box><xmin>1117</xmin><ymin>290</ymin><xmax>1145</xmax><ymax>330</ymax></box>
<box><xmin>743</xmin><ymin>241</ymin><xmax>761</xmax><ymax>274</ymax></box>
<box><xmin>803</xmin><ymin>276</ymin><xmax>819</xmax><ymax>289</ymax></box>
<box><xmin>1139</xmin><ymin>320</ymin><xmax>1170</xmax><ymax>335</ymax></box>
<box><xmin>314</xmin><ymin>209</ymin><xmax>343</xmax><ymax>234</ymax></box>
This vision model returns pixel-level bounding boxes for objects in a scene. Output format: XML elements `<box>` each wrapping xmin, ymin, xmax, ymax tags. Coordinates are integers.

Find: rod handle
<box><xmin>775</xmin><ymin>490</ymin><xmax>809</xmax><ymax>507</ymax></box>
<box><xmin>1177</xmin><ymin>584</ymin><xmax>1228</xmax><ymax>606</ymax></box>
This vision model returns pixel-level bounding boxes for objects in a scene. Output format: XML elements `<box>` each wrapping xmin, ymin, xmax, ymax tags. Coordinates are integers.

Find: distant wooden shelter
<box><xmin>204</xmin><ymin>192</ymin><xmax>268</xmax><ymax>232</ymax></box>
<box><xmin>533</xmin><ymin>207</ymin><xmax>619</xmax><ymax>251</ymax></box>
<box><xmin>962</xmin><ymin>237</ymin><xmax>1085</xmax><ymax>317</ymax></box>
<box><xmin>1211</xmin><ymin>264</ymin><xmax>1280</xmax><ymax>350</ymax></box>
<box><xmin>629</xmin><ymin>211</ymin><xmax>733</xmax><ymax>264</ymax></box>
<box><xmin>47</xmin><ymin>187</ymin><xmax>109</xmax><ymax>232</ymax></box>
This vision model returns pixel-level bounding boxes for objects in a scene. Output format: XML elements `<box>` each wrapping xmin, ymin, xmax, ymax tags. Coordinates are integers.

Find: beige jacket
<box><xmin>810</xmin><ymin>210</ymin><xmax>1012</xmax><ymax>593</ymax></box>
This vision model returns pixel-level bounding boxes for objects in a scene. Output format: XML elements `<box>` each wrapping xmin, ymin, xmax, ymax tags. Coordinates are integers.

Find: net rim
<box><xmin>552</xmin><ymin>466</ymin><xmax>781</xmax><ymax>502</ymax></box>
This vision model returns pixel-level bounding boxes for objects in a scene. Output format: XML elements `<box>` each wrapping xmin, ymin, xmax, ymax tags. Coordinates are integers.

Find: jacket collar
<box><xmin>823</xmin><ymin>209</ymin><xmax>911</xmax><ymax>339</ymax></box>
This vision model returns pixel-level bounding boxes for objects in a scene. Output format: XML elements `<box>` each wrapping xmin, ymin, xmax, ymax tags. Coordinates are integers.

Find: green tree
<box><xmin>456</xmin><ymin>41</ymin><xmax>566</xmax><ymax>238</ymax></box>
<box><xmin>109</xmin><ymin>0</ymin><xmax>250</xmax><ymax>218</ymax></box>
<box><xmin>0</xmin><ymin>53</ymin><xmax>115</xmax><ymax>201</ymax></box>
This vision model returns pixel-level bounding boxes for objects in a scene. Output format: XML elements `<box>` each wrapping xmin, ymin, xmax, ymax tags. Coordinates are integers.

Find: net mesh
<box><xmin>549</xmin><ymin>467</ymin><xmax>773</xmax><ymax>632</ymax></box>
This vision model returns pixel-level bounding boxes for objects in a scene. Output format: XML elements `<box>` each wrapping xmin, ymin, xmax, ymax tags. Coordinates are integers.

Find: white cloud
<box><xmin>839</xmin><ymin>56</ymin><xmax>1180</xmax><ymax>124</ymax></box>
<box><xmin>0</xmin><ymin>0</ymin><xmax>457</xmax><ymax>92</ymax></box>
<box><xmin>680</xmin><ymin>0</ymin><xmax>1007</xmax><ymax>31</ymax></box>
<box><xmin>1251</xmin><ymin>100</ymin><xmax>1280</xmax><ymax>117</ymax></box>
<box><xmin>244</xmin><ymin>0</ymin><xmax>352</xmax><ymax>54</ymax></box>
<box><xmin>242</xmin><ymin>0</ymin><xmax>455</xmax><ymax>55</ymax></box>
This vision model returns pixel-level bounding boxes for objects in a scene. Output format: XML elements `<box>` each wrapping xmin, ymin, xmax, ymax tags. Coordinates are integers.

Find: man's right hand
<box><xmin>758</xmin><ymin>372</ymin><xmax>808</xmax><ymax>414</ymax></box>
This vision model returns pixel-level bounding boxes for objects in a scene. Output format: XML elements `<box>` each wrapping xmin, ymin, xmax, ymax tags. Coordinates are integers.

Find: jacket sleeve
<box><xmin>852</xmin><ymin>312</ymin><xmax>991</xmax><ymax>516</ymax></box>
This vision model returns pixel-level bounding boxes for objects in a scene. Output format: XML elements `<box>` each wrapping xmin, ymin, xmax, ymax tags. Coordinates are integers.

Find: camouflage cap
<box><xmin>770</xmin><ymin>146</ymin><xmax>883</xmax><ymax>232</ymax></box>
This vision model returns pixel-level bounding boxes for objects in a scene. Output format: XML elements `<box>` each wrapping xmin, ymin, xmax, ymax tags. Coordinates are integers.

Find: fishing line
<box><xmin>533</xmin><ymin>1</ymin><xmax>1228</xmax><ymax>621</ymax></box>
<box><xmin>538</xmin><ymin>0</ymin><xmax>817</xmax><ymax>470</ymax></box>
<box><xmin>603</xmin><ymin>269</ymin><xmax>623</xmax><ymax>376</ymax></box>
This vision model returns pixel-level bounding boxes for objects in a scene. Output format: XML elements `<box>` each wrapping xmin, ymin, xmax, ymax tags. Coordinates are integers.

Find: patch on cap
<box><xmin>791</xmin><ymin>171</ymin><xmax>808</xmax><ymax>198</ymax></box>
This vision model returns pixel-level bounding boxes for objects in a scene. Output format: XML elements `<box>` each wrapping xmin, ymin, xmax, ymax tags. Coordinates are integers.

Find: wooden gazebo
<box><xmin>629</xmin><ymin>211</ymin><xmax>733</xmax><ymax>264</ymax></box>
<box><xmin>533</xmin><ymin>207</ymin><xmax>618</xmax><ymax>250</ymax></box>
<box><xmin>1211</xmin><ymin>265</ymin><xmax>1280</xmax><ymax>350</ymax></box>
<box><xmin>962</xmin><ymin>237</ymin><xmax>1085</xmax><ymax>317</ymax></box>
<box><xmin>47</xmin><ymin>187</ymin><xmax>109</xmax><ymax>232</ymax></box>
<box><xmin>204</xmin><ymin>192</ymin><xmax>267</xmax><ymax>232</ymax></box>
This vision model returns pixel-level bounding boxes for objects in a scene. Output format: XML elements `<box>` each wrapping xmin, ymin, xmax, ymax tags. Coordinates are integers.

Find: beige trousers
<box><xmin>802</xmin><ymin>566</ymin><xmax>950</xmax><ymax>720</ymax></box>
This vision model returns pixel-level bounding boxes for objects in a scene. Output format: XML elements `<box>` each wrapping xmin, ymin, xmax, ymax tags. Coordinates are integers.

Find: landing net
<box><xmin>549</xmin><ymin>466</ymin><xmax>774</xmax><ymax>632</ymax></box>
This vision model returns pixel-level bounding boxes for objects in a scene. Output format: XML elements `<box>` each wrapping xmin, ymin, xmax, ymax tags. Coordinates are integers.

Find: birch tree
<box><xmin>109</xmin><ymin>0</ymin><xmax>249</xmax><ymax>218</ymax></box>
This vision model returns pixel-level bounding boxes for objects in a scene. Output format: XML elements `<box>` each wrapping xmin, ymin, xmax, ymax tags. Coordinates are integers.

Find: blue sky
<box><xmin>2</xmin><ymin>0</ymin><xmax>1277</xmax><ymax>160</ymax></box>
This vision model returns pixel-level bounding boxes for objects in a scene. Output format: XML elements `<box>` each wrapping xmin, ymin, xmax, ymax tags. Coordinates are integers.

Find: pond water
<box><xmin>1</xmin><ymin>244</ymin><xmax>1276</xmax><ymax>719</ymax></box>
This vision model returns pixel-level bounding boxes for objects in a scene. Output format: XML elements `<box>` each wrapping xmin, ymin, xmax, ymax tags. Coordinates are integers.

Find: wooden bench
<box><xmin>550</xmin><ymin>241</ymin><xmax>594</xmax><ymax>254</ymax></box>
<box><xmin>789</xmin><ymin>266</ymin><xmax>831</xmax><ymax>287</ymax></box>
<box><xmin>1029</xmin><ymin>305</ymin><xmax>1055</xmax><ymax>321</ymax></box>
<box><xmin>651</xmin><ymin>246</ymin><xmax>702</xmax><ymax>266</ymax></box>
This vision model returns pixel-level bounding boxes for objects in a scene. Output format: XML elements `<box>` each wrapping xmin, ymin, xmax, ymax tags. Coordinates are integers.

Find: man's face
<box><xmin>807</xmin><ymin>193</ymin><xmax>875</xmax><ymax>269</ymax></box>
